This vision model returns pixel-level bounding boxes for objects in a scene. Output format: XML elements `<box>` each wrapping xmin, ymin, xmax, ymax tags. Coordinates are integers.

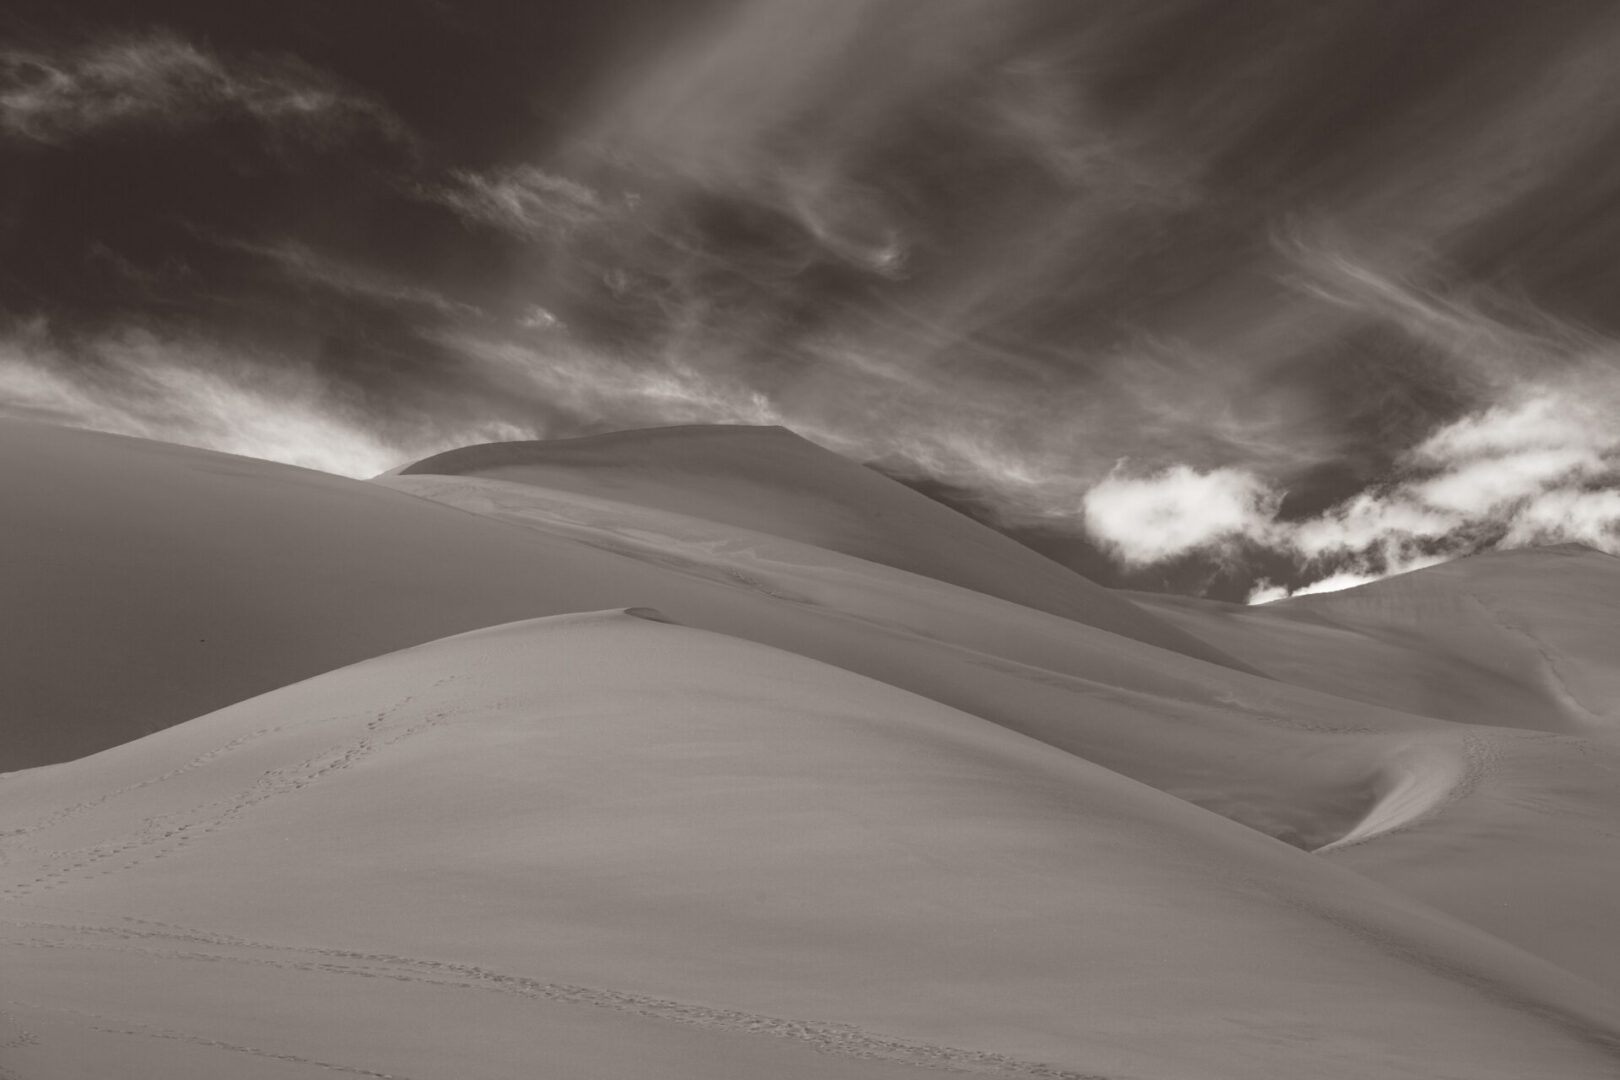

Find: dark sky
<box><xmin>3</xmin><ymin>0</ymin><xmax>1619</xmax><ymax>599</ymax></box>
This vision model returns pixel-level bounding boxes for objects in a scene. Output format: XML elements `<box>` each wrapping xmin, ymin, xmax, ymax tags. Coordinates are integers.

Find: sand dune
<box><xmin>6</xmin><ymin>419</ymin><xmax>1620</xmax><ymax>1077</ymax></box>
<box><xmin>1125</xmin><ymin>547</ymin><xmax>1620</xmax><ymax>988</ymax></box>
<box><xmin>379</xmin><ymin>468</ymin><xmax>1434</xmax><ymax>850</ymax></box>
<box><xmin>5</xmin><ymin>610</ymin><xmax>1620</xmax><ymax>1079</ymax></box>
<box><xmin>1134</xmin><ymin>544</ymin><xmax>1620</xmax><ymax>733</ymax></box>
<box><xmin>379</xmin><ymin>463</ymin><xmax>1620</xmax><ymax>991</ymax></box>
<box><xmin>392</xmin><ymin>425</ymin><xmax>1252</xmax><ymax>670</ymax></box>
<box><xmin>0</xmin><ymin>419</ymin><xmax>1239</xmax><ymax>773</ymax></box>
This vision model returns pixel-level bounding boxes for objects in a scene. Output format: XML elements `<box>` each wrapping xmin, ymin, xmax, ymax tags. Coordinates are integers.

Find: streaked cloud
<box><xmin>448</xmin><ymin>333</ymin><xmax>782</xmax><ymax>432</ymax></box>
<box><xmin>0</xmin><ymin>31</ymin><xmax>409</xmax><ymax>146</ymax></box>
<box><xmin>1502</xmin><ymin>488</ymin><xmax>1620</xmax><ymax>549</ymax></box>
<box><xmin>217</xmin><ymin>237</ymin><xmax>481</xmax><ymax>318</ymax></box>
<box><xmin>0</xmin><ymin>320</ymin><xmax>525</xmax><ymax>477</ymax></box>
<box><xmin>434</xmin><ymin>166</ymin><xmax>610</xmax><ymax>237</ymax></box>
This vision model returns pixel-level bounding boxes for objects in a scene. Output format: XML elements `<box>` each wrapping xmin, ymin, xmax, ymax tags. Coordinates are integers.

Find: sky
<box><xmin>3</xmin><ymin>0</ymin><xmax>1619</xmax><ymax>600</ymax></box>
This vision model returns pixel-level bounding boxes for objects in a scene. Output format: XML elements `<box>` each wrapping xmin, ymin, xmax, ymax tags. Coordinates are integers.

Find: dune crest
<box><xmin>393</xmin><ymin>424</ymin><xmax>1256</xmax><ymax>671</ymax></box>
<box><xmin>1135</xmin><ymin>544</ymin><xmax>1620</xmax><ymax>732</ymax></box>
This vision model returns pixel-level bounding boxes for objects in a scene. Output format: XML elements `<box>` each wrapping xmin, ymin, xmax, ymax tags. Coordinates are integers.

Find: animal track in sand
<box><xmin>5</xmin><ymin>916</ymin><xmax>1111</xmax><ymax>1079</ymax></box>
<box><xmin>0</xmin><ymin>679</ymin><xmax>459</xmax><ymax>901</ymax></box>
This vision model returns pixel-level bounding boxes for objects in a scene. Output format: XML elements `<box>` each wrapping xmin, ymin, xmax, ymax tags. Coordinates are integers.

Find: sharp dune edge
<box><xmin>4</xmin><ymin>421</ymin><xmax>1620</xmax><ymax>1078</ymax></box>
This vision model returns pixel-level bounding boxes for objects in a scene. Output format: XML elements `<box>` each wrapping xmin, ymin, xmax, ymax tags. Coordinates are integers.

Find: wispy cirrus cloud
<box><xmin>434</xmin><ymin>165</ymin><xmax>611</xmax><ymax>237</ymax></box>
<box><xmin>447</xmin><ymin>333</ymin><xmax>782</xmax><ymax>433</ymax></box>
<box><xmin>212</xmin><ymin>236</ymin><xmax>482</xmax><ymax>318</ymax></box>
<box><xmin>9</xmin><ymin>1</ymin><xmax>1620</xmax><ymax>608</ymax></box>
<box><xmin>0</xmin><ymin>319</ymin><xmax>527</xmax><ymax>477</ymax></box>
<box><xmin>0</xmin><ymin>31</ymin><xmax>410</xmax><ymax>147</ymax></box>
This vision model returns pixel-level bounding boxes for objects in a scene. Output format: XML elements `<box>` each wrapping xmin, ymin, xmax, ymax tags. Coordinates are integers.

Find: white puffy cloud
<box><xmin>1082</xmin><ymin>464</ymin><xmax>1279</xmax><ymax>568</ymax></box>
<box><xmin>1501</xmin><ymin>487</ymin><xmax>1620</xmax><ymax>549</ymax></box>
<box><xmin>1094</xmin><ymin>377</ymin><xmax>1620</xmax><ymax>600</ymax></box>
<box><xmin>1411</xmin><ymin>393</ymin><xmax>1602</xmax><ymax>462</ymax></box>
<box><xmin>1411</xmin><ymin>448</ymin><xmax>1602</xmax><ymax>515</ymax></box>
<box><xmin>1287</xmin><ymin>491</ymin><xmax>1459</xmax><ymax>561</ymax></box>
<box><xmin>1397</xmin><ymin>383</ymin><xmax>1620</xmax><ymax>552</ymax></box>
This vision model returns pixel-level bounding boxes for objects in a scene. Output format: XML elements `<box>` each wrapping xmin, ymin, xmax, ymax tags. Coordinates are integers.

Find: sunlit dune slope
<box><xmin>391</xmin><ymin>424</ymin><xmax>1252</xmax><ymax>671</ymax></box>
<box><xmin>379</xmin><ymin>469</ymin><xmax>1427</xmax><ymax>851</ymax></box>
<box><xmin>1133</xmin><ymin>544</ymin><xmax>1620</xmax><ymax>733</ymax></box>
<box><xmin>382</xmin><ymin>471</ymin><xmax>1620</xmax><ymax>992</ymax></box>
<box><xmin>4</xmin><ymin>611</ymin><xmax>1619</xmax><ymax>1080</ymax></box>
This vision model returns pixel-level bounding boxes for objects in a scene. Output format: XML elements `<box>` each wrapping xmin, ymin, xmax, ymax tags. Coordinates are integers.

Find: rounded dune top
<box><xmin>1141</xmin><ymin>542</ymin><xmax>1620</xmax><ymax>732</ymax></box>
<box><xmin>392</xmin><ymin>422</ymin><xmax>807</xmax><ymax>476</ymax></box>
<box><xmin>1282</xmin><ymin>542</ymin><xmax>1620</xmax><ymax>629</ymax></box>
<box><xmin>1287</xmin><ymin>541</ymin><xmax>1615</xmax><ymax>603</ymax></box>
<box><xmin>395</xmin><ymin>424</ymin><xmax>1256</xmax><ymax>672</ymax></box>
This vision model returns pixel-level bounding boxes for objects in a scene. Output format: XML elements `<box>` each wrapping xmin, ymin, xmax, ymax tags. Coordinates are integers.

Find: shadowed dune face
<box><xmin>0</xmin><ymin>420</ymin><xmax>696</xmax><ymax>770</ymax></box>
<box><xmin>5</xmin><ymin>610</ymin><xmax>1620</xmax><ymax>1080</ymax></box>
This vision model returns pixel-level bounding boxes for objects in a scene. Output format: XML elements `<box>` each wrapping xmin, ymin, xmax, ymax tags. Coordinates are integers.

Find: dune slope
<box><xmin>4</xmin><ymin>610</ymin><xmax>1619</xmax><ymax>1080</ymax></box>
<box><xmin>1134</xmin><ymin>545</ymin><xmax>1620</xmax><ymax>733</ymax></box>
<box><xmin>391</xmin><ymin>425</ymin><xmax>1253</xmax><ymax>670</ymax></box>
<box><xmin>0</xmin><ymin>420</ymin><xmax>1242</xmax><ymax>773</ymax></box>
<box><xmin>11</xmin><ymin>419</ymin><xmax>1620</xmax><ymax>1021</ymax></box>
<box><xmin>0</xmin><ymin>420</ymin><xmax>713</xmax><ymax>770</ymax></box>
<box><xmin>381</xmin><ymin>470</ymin><xmax>1620</xmax><ymax>992</ymax></box>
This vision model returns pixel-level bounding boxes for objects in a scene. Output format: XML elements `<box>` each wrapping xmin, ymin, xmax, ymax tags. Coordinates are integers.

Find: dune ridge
<box><xmin>392</xmin><ymin>425</ymin><xmax>1256</xmax><ymax>671</ymax></box>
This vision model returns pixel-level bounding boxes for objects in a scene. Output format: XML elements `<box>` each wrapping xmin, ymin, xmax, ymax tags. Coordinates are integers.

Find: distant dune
<box><xmin>5</xmin><ymin>420</ymin><xmax>1620</xmax><ymax>1078</ymax></box>
<box><xmin>0</xmin><ymin>420</ymin><xmax>1240</xmax><ymax>772</ymax></box>
<box><xmin>393</xmin><ymin>425</ymin><xmax>1254</xmax><ymax>671</ymax></box>
<box><xmin>1133</xmin><ymin>543</ymin><xmax>1620</xmax><ymax>733</ymax></box>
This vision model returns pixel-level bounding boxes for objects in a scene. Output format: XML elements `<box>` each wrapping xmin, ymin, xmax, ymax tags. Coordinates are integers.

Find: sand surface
<box><xmin>5</xmin><ymin>421</ymin><xmax>1620</xmax><ymax>1078</ymax></box>
<box><xmin>393</xmin><ymin>425</ymin><xmax>1252</xmax><ymax>670</ymax></box>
